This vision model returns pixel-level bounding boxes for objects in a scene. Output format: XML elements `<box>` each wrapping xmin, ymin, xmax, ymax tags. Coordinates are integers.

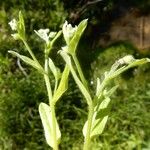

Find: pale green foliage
<box><xmin>52</xmin><ymin>66</ymin><xmax>69</xmax><ymax>104</ymax></box>
<box><xmin>8</xmin><ymin>12</ymin><xmax>68</xmax><ymax>150</ymax></box>
<box><xmin>39</xmin><ymin>103</ymin><xmax>61</xmax><ymax>148</ymax></box>
<box><xmin>82</xmin><ymin>56</ymin><xmax>150</xmax><ymax>139</ymax></box>
<box><xmin>8</xmin><ymin>50</ymin><xmax>45</xmax><ymax>74</ymax></box>
<box><xmin>61</xmin><ymin>32</ymin><xmax>150</xmax><ymax>149</ymax></box>
<box><xmin>68</xmin><ymin>19</ymin><xmax>88</xmax><ymax>55</ymax></box>
<box><xmin>8</xmin><ymin>11</ymin><xmax>150</xmax><ymax>150</ymax></box>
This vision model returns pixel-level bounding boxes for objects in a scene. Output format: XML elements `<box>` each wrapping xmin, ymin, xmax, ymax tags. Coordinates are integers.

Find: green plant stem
<box><xmin>23</xmin><ymin>40</ymin><xmax>41</xmax><ymax>65</ymax></box>
<box><xmin>44</xmin><ymin>74</ymin><xmax>52</xmax><ymax>102</ymax></box>
<box><xmin>83</xmin><ymin>104</ymin><xmax>94</xmax><ymax>150</ymax></box>
<box><xmin>50</xmin><ymin>104</ymin><xmax>58</xmax><ymax>150</ymax></box>
<box><xmin>44</xmin><ymin>59</ymin><xmax>53</xmax><ymax>102</ymax></box>
<box><xmin>72</xmin><ymin>54</ymin><xmax>88</xmax><ymax>90</ymax></box>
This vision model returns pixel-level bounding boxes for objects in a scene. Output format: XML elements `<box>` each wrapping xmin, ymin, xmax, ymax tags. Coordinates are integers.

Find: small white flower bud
<box><xmin>11</xmin><ymin>33</ymin><xmax>20</xmax><ymax>40</ymax></box>
<box><xmin>8</xmin><ymin>19</ymin><xmax>17</xmax><ymax>31</ymax></box>
<box><xmin>35</xmin><ymin>29</ymin><xmax>56</xmax><ymax>44</ymax></box>
<box><xmin>62</xmin><ymin>21</ymin><xmax>77</xmax><ymax>44</ymax></box>
<box><xmin>37</xmin><ymin>29</ymin><xmax>49</xmax><ymax>42</ymax></box>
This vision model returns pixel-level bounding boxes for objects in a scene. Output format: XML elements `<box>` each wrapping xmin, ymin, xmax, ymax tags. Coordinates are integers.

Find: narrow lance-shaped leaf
<box><xmin>109</xmin><ymin>55</ymin><xmax>135</xmax><ymax>75</ymax></box>
<box><xmin>108</xmin><ymin>57</ymin><xmax>150</xmax><ymax>80</ymax></box>
<box><xmin>8</xmin><ymin>51</ymin><xmax>45</xmax><ymax>74</ymax></box>
<box><xmin>48</xmin><ymin>58</ymin><xmax>61</xmax><ymax>92</ymax></box>
<box><xmin>39</xmin><ymin>103</ymin><xmax>61</xmax><ymax>148</ymax></box>
<box><xmin>96</xmin><ymin>57</ymin><xmax>150</xmax><ymax>98</ymax></box>
<box><xmin>83</xmin><ymin>97</ymin><xmax>111</xmax><ymax>138</ymax></box>
<box><xmin>91</xmin><ymin>97</ymin><xmax>111</xmax><ymax>137</ymax></box>
<box><xmin>51</xmin><ymin>31</ymin><xmax>62</xmax><ymax>47</ymax></box>
<box><xmin>49</xmin><ymin>58</ymin><xmax>61</xmax><ymax>81</ymax></box>
<box><xmin>91</xmin><ymin>116</ymin><xmax>109</xmax><ymax>138</ymax></box>
<box><xmin>52</xmin><ymin>65</ymin><xmax>69</xmax><ymax>104</ymax></box>
<box><xmin>18</xmin><ymin>11</ymin><xmax>25</xmax><ymax>39</ymax></box>
<box><xmin>96</xmin><ymin>78</ymin><xmax>101</xmax><ymax>96</ymax></box>
<box><xmin>83</xmin><ymin>115</ymin><xmax>109</xmax><ymax>138</ymax></box>
<box><xmin>91</xmin><ymin>84</ymin><xmax>119</xmax><ymax>137</ymax></box>
<box><xmin>104</xmin><ymin>85</ymin><xmax>118</xmax><ymax>98</ymax></box>
<box><xmin>96</xmin><ymin>96</ymin><xmax>111</xmax><ymax>118</ymax></box>
<box><xmin>68</xmin><ymin>19</ymin><xmax>88</xmax><ymax>55</ymax></box>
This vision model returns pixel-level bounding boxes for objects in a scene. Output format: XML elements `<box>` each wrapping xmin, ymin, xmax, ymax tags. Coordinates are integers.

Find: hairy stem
<box><xmin>23</xmin><ymin>40</ymin><xmax>41</xmax><ymax>65</ymax></box>
<box><xmin>44</xmin><ymin>59</ymin><xmax>53</xmax><ymax>102</ymax></box>
<box><xmin>51</xmin><ymin>104</ymin><xmax>58</xmax><ymax>150</ymax></box>
<box><xmin>83</xmin><ymin>105</ymin><xmax>94</xmax><ymax>150</ymax></box>
<box><xmin>72</xmin><ymin>54</ymin><xmax>88</xmax><ymax>90</ymax></box>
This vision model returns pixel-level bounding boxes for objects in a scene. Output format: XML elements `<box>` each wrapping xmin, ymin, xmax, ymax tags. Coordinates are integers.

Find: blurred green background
<box><xmin>0</xmin><ymin>0</ymin><xmax>150</xmax><ymax>149</ymax></box>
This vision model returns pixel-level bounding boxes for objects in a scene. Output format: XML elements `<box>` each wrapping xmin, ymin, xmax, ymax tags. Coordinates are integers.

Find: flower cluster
<box><xmin>34</xmin><ymin>29</ymin><xmax>56</xmax><ymax>44</ymax></box>
<box><xmin>8</xmin><ymin>19</ymin><xmax>17</xmax><ymax>31</ymax></box>
<box><xmin>62</xmin><ymin>21</ymin><xmax>77</xmax><ymax>44</ymax></box>
<box><xmin>8</xmin><ymin>12</ymin><xmax>25</xmax><ymax>40</ymax></box>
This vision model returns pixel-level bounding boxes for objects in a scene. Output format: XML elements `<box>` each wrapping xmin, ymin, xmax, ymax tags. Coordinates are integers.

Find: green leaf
<box><xmin>68</xmin><ymin>19</ymin><xmax>88</xmax><ymax>55</ymax></box>
<box><xmin>83</xmin><ymin>115</ymin><xmax>108</xmax><ymax>138</ymax></box>
<box><xmin>8</xmin><ymin>51</ymin><xmax>45</xmax><ymax>74</ymax></box>
<box><xmin>49</xmin><ymin>58</ymin><xmax>61</xmax><ymax>80</ymax></box>
<box><xmin>96</xmin><ymin>97</ymin><xmax>111</xmax><ymax>119</ymax></box>
<box><xmin>91</xmin><ymin>97</ymin><xmax>111</xmax><ymax>136</ymax></box>
<box><xmin>108</xmin><ymin>57</ymin><xmax>150</xmax><ymax>80</ymax></box>
<box><xmin>52</xmin><ymin>65</ymin><xmax>69</xmax><ymax>103</ymax></box>
<box><xmin>95</xmin><ymin>106</ymin><xmax>111</xmax><ymax>119</ymax></box>
<box><xmin>39</xmin><ymin>103</ymin><xmax>61</xmax><ymax>148</ymax></box>
<box><xmin>91</xmin><ymin>116</ymin><xmax>109</xmax><ymax>137</ymax></box>
<box><xmin>48</xmin><ymin>58</ymin><xmax>61</xmax><ymax>92</ymax></box>
<box><xmin>51</xmin><ymin>30</ymin><xmax>62</xmax><ymax>47</ymax></box>
<box><xmin>104</xmin><ymin>85</ymin><xmax>118</xmax><ymax>98</ymax></box>
<box><xmin>18</xmin><ymin>11</ymin><xmax>25</xmax><ymax>39</ymax></box>
<box><xmin>128</xmin><ymin>58</ymin><xmax>150</xmax><ymax>67</ymax></box>
<box><xmin>96</xmin><ymin>78</ymin><xmax>101</xmax><ymax>96</ymax></box>
<box><xmin>96</xmin><ymin>56</ymin><xmax>150</xmax><ymax>98</ymax></box>
<box><xmin>83</xmin><ymin>97</ymin><xmax>111</xmax><ymax>138</ymax></box>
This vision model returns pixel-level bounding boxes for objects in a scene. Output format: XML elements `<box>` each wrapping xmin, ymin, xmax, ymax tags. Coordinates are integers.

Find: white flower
<box><xmin>8</xmin><ymin>19</ymin><xmax>17</xmax><ymax>31</ymax></box>
<box><xmin>35</xmin><ymin>29</ymin><xmax>49</xmax><ymax>43</ymax></box>
<box><xmin>62</xmin><ymin>21</ymin><xmax>77</xmax><ymax>44</ymax></box>
<box><xmin>34</xmin><ymin>29</ymin><xmax>56</xmax><ymax>44</ymax></box>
